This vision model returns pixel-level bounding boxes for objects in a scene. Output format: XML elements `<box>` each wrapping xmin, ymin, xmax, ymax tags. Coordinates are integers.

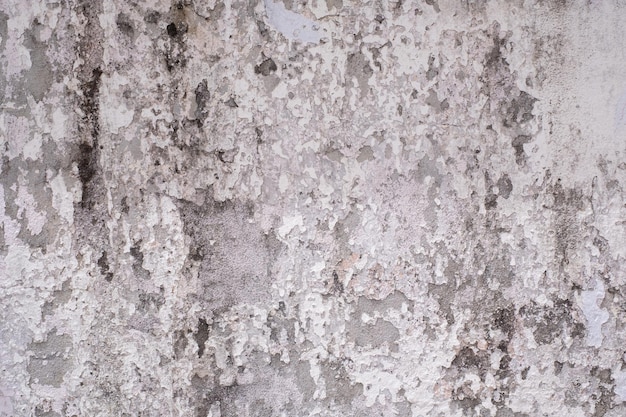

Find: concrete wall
<box><xmin>2</xmin><ymin>0</ymin><xmax>626</xmax><ymax>416</ymax></box>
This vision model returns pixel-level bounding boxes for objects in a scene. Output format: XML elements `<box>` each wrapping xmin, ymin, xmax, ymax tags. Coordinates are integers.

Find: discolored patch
<box><xmin>177</xmin><ymin>197</ymin><xmax>283</xmax><ymax>314</ymax></box>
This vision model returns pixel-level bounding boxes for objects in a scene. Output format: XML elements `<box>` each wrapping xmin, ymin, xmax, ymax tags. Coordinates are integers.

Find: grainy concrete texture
<box><xmin>1</xmin><ymin>0</ymin><xmax>626</xmax><ymax>416</ymax></box>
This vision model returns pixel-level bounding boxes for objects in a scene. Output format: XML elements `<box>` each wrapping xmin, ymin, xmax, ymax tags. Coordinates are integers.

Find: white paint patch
<box><xmin>580</xmin><ymin>279</ymin><xmax>609</xmax><ymax>348</ymax></box>
<box><xmin>614</xmin><ymin>369</ymin><xmax>626</xmax><ymax>402</ymax></box>
<box><xmin>22</xmin><ymin>134</ymin><xmax>41</xmax><ymax>160</ymax></box>
<box><xmin>263</xmin><ymin>0</ymin><xmax>323</xmax><ymax>44</ymax></box>
<box><xmin>51</xmin><ymin>107</ymin><xmax>67</xmax><ymax>141</ymax></box>
<box><xmin>50</xmin><ymin>173</ymin><xmax>74</xmax><ymax>224</ymax></box>
<box><xmin>278</xmin><ymin>214</ymin><xmax>304</xmax><ymax>238</ymax></box>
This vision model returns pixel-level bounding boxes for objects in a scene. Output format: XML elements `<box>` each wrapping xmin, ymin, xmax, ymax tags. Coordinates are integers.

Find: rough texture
<box><xmin>2</xmin><ymin>0</ymin><xmax>626</xmax><ymax>416</ymax></box>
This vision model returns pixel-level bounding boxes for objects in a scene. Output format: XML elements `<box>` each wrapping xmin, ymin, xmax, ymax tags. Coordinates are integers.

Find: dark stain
<box><xmin>194</xmin><ymin>79</ymin><xmax>210</xmax><ymax>125</ymax></box>
<box><xmin>22</xmin><ymin>26</ymin><xmax>53</xmax><ymax>102</ymax></box>
<box><xmin>425</xmin><ymin>88</ymin><xmax>449</xmax><ymax>112</ymax></box>
<box><xmin>484</xmin><ymin>171</ymin><xmax>498</xmax><ymax>210</ymax></box>
<box><xmin>255</xmin><ymin>57</ymin><xmax>277</xmax><ymax>76</ymax></box>
<box><xmin>593</xmin><ymin>235</ymin><xmax>609</xmax><ymax>253</ymax></box>
<box><xmin>426</xmin><ymin>54</ymin><xmax>439</xmax><ymax>80</ymax></box>
<box><xmin>498</xmin><ymin>355</ymin><xmax>511</xmax><ymax>374</ymax></box>
<box><xmin>503</xmin><ymin>91</ymin><xmax>536</xmax><ymax>128</ymax></box>
<box><xmin>512</xmin><ymin>135</ymin><xmax>531</xmax><ymax>166</ymax></box>
<box><xmin>552</xmin><ymin>361</ymin><xmax>565</xmax><ymax>377</ymax></box>
<box><xmin>521</xmin><ymin>366</ymin><xmax>530</xmax><ymax>379</ymax></box>
<box><xmin>167</xmin><ymin>22</ymin><xmax>179</xmax><ymax>37</ymax></box>
<box><xmin>591</xmin><ymin>367</ymin><xmax>613</xmax><ymax>384</ymax></box>
<box><xmin>496</xmin><ymin>407</ymin><xmax>528</xmax><ymax>417</ymax></box>
<box><xmin>76</xmin><ymin>142</ymin><xmax>97</xmax><ymax>208</ymax></box>
<box><xmin>322</xmin><ymin>359</ymin><xmax>362</xmax><ymax>405</ymax></box>
<box><xmin>189</xmin><ymin>244</ymin><xmax>205</xmax><ymax>261</ymax></box>
<box><xmin>173</xmin><ymin>329</ymin><xmax>189</xmax><ymax>359</ymax></box>
<box><xmin>164</xmin><ymin>5</ymin><xmax>189</xmax><ymax>72</ymax></box>
<box><xmin>130</xmin><ymin>243</ymin><xmax>150</xmax><ymax>280</ymax></box>
<box><xmin>255</xmin><ymin>127</ymin><xmax>263</xmax><ymax>143</ymax></box>
<box><xmin>546</xmin><ymin>179</ymin><xmax>584</xmax><ymax>267</ymax></box>
<box><xmin>593</xmin><ymin>386</ymin><xmax>614</xmax><ymax>417</ymax></box>
<box><xmin>176</xmin><ymin>196</ymin><xmax>281</xmax><ymax>314</ymax></box>
<box><xmin>80</xmin><ymin>66</ymin><xmax>103</xmax><ymax>137</ymax></box>
<box><xmin>424</xmin><ymin>0</ymin><xmax>440</xmax><ymax>12</ymax></box>
<box><xmin>452</xmin><ymin>383</ymin><xmax>481</xmax><ymax>412</ymax></box>
<box><xmin>481</xmin><ymin>26</ymin><xmax>538</xmax><ymax>134</ymax></box>
<box><xmin>144</xmin><ymin>10</ymin><xmax>161</xmax><ymax>24</ymax></box>
<box><xmin>116</xmin><ymin>13</ymin><xmax>134</xmax><ymax>37</ymax></box>
<box><xmin>497</xmin><ymin>174</ymin><xmax>513</xmax><ymax>199</ymax></box>
<box><xmin>485</xmin><ymin>192</ymin><xmax>498</xmax><ymax>210</ymax></box>
<box><xmin>331</xmin><ymin>270</ymin><xmax>344</xmax><ymax>294</ymax></box>
<box><xmin>519</xmin><ymin>298</ymin><xmax>575</xmax><ymax>345</ymax></box>
<box><xmin>97</xmin><ymin>251</ymin><xmax>113</xmax><ymax>282</ymax></box>
<box><xmin>121</xmin><ymin>196</ymin><xmax>129</xmax><ymax>214</ymax></box>
<box><xmin>194</xmin><ymin>318</ymin><xmax>210</xmax><ymax>358</ymax></box>
<box><xmin>485</xmin><ymin>32</ymin><xmax>507</xmax><ymax>68</ymax></box>
<box><xmin>492</xmin><ymin>306</ymin><xmax>515</xmax><ymax>339</ymax></box>
<box><xmin>346</xmin><ymin>51</ymin><xmax>373</xmax><ymax>96</ymax></box>
<box><xmin>0</xmin><ymin>11</ymin><xmax>8</xmax><ymax>51</ymax></box>
<box><xmin>451</xmin><ymin>346</ymin><xmax>488</xmax><ymax>371</ymax></box>
<box><xmin>216</xmin><ymin>149</ymin><xmax>236</xmax><ymax>163</ymax></box>
<box><xmin>224</xmin><ymin>97</ymin><xmax>238</xmax><ymax>108</ymax></box>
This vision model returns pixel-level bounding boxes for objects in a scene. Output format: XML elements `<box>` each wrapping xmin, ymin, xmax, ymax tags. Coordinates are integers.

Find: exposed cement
<box><xmin>2</xmin><ymin>0</ymin><xmax>626</xmax><ymax>416</ymax></box>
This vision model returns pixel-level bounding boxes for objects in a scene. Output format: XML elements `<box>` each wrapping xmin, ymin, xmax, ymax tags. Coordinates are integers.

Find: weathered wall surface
<box><xmin>2</xmin><ymin>0</ymin><xmax>626</xmax><ymax>416</ymax></box>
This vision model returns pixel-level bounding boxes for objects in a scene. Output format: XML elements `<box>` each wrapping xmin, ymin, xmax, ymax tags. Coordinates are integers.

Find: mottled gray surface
<box><xmin>2</xmin><ymin>0</ymin><xmax>626</xmax><ymax>416</ymax></box>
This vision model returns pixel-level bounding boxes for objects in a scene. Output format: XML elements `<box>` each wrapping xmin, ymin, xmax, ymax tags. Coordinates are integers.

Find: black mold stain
<box><xmin>164</xmin><ymin>4</ymin><xmax>189</xmax><ymax>72</ymax></box>
<box><xmin>167</xmin><ymin>22</ymin><xmax>179</xmax><ymax>37</ymax></box>
<box><xmin>331</xmin><ymin>270</ymin><xmax>344</xmax><ymax>294</ymax></box>
<box><xmin>80</xmin><ymin>67</ymin><xmax>103</xmax><ymax>136</ymax></box>
<box><xmin>492</xmin><ymin>306</ymin><xmax>515</xmax><ymax>339</ymax></box>
<box><xmin>121</xmin><ymin>196</ymin><xmax>129</xmax><ymax>214</ymax></box>
<box><xmin>519</xmin><ymin>298</ymin><xmax>575</xmax><ymax>345</ymax></box>
<box><xmin>194</xmin><ymin>318</ymin><xmax>209</xmax><ymax>358</ymax></box>
<box><xmin>76</xmin><ymin>142</ymin><xmax>97</xmax><ymax>208</ymax></box>
<box><xmin>194</xmin><ymin>79</ymin><xmax>210</xmax><ymax>125</ymax></box>
<box><xmin>97</xmin><ymin>251</ymin><xmax>113</xmax><ymax>282</ymax></box>
<box><xmin>75</xmin><ymin>65</ymin><xmax>103</xmax><ymax>209</ymax></box>
<box><xmin>255</xmin><ymin>57</ymin><xmax>277</xmax><ymax>76</ymax></box>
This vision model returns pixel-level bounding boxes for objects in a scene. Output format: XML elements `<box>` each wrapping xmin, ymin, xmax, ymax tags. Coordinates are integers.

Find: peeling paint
<box><xmin>2</xmin><ymin>1</ymin><xmax>626</xmax><ymax>416</ymax></box>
